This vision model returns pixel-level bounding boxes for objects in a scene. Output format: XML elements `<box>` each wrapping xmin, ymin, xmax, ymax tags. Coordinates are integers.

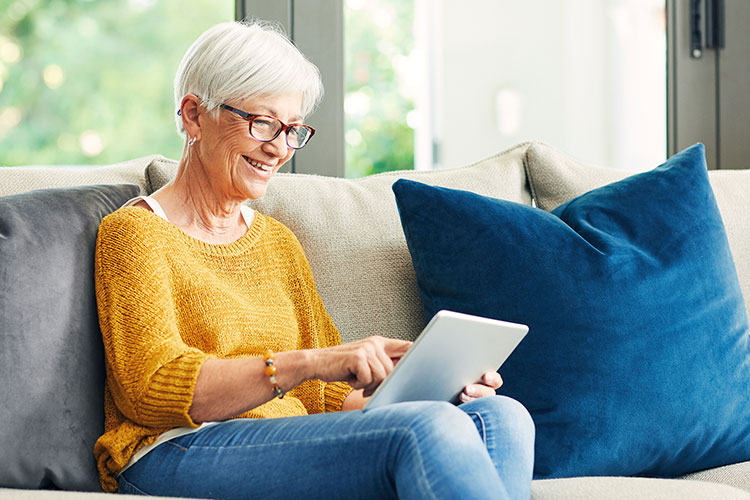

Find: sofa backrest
<box><xmin>147</xmin><ymin>143</ymin><xmax>533</xmax><ymax>343</ymax></box>
<box><xmin>0</xmin><ymin>155</ymin><xmax>157</xmax><ymax>197</ymax></box>
<box><xmin>4</xmin><ymin>141</ymin><xmax>747</xmax><ymax>341</ymax></box>
<box><xmin>523</xmin><ymin>142</ymin><xmax>750</xmax><ymax>321</ymax></box>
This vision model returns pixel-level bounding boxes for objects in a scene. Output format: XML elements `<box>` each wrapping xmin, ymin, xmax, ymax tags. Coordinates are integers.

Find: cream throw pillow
<box><xmin>147</xmin><ymin>143</ymin><xmax>532</xmax><ymax>343</ymax></box>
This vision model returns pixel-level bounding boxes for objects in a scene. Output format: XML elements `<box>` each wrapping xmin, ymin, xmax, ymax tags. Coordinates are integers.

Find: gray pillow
<box><xmin>0</xmin><ymin>184</ymin><xmax>140</xmax><ymax>491</ymax></box>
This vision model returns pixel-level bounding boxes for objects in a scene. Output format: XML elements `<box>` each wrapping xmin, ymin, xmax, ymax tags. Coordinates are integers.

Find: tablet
<box><xmin>363</xmin><ymin>310</ymin><xmax>528</xmax><ymax>411</ymax></box>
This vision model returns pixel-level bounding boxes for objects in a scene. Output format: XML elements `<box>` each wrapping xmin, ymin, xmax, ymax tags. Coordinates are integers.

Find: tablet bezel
<box><xmin>362</xmin><ymin>310</ymin><xmax>528</xmax><ymax>411</ymax></box>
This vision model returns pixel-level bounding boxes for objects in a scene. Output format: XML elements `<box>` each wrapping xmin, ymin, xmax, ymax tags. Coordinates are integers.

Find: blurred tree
<box><xmin>1</xmin><ymin>0</ymin><xmax>416</xmax><ymax>176</ymax></box>
<box><xmin>0</xmin><ymin>0</ymin><xmax>233</xmax><ymax>166</ymax></box>
<box><xmin>344</xmin><ymin>0</ymin><xmax>415</xmax><ymax>178</ymax></box>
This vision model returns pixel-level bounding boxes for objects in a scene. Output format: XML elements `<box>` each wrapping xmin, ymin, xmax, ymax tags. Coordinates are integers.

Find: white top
<box><xmin>115</xmin><ymin>195</ymin><xmax>254</xmax><ymax>475</ymax></box>
<box><xmin>122</xmin><ymin>195</ymin><xmax>255</xmax><ymax>229</ymax></box>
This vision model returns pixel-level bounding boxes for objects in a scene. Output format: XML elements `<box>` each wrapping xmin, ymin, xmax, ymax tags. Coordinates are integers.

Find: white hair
<box><xmin>173</xmin><ymin>20</ymin><xmax>324</xmax><ymax>137</ymax></box>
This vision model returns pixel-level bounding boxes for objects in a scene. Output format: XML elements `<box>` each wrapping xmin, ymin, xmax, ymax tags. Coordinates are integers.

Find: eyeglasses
<box><xmin>220</xmin><ymin>104</ymin><xmax>316</xmax><ymax>150</ymax></box>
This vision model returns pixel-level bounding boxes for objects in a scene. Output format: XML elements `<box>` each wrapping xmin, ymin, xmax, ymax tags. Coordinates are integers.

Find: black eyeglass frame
<box><xmin>220</xmin><ymin>104</ymin><xmax>316</xmax><ymax>150</ymax></box>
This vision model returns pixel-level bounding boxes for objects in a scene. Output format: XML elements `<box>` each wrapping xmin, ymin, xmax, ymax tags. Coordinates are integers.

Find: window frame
<box><xmin>237</xmin><ymin>0</ymin><xmax>345</xmax><ymax>177</ymax></box>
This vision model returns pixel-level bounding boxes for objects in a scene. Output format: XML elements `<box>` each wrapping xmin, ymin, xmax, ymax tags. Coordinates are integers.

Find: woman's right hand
<box><xmin>311</xmin><ymin>336</ymin><xmax>412</xmax><ymax>396</ymax></box>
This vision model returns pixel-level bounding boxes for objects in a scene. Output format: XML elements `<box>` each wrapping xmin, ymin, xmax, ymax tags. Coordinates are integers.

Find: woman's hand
<box><xmin>312</xmin><ymin>336</ymin><xmax>412</xmax><ymax>396</ymax></box>
<box><xmin>459</xmin><ymin>372</ymin><xmax>503</xmax><ymax>403</ymax></box>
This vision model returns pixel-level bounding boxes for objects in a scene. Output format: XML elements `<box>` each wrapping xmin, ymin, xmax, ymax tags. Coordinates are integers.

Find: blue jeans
<box><xmin>118</xmin><ymin>396</ymin><xmax>534</xmax><ymax>500</ymax></box>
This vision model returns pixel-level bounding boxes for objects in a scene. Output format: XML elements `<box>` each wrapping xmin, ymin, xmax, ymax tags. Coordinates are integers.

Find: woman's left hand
<box><xmin>459</xmin><ymin>372</ymin><xmax>503</xmax><ymax>403</ymax></box>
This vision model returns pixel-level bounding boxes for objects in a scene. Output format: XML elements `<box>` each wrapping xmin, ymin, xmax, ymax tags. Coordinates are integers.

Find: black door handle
<box><xmin>691</xmin><ymin>0</ymin><xmax>704</xmax><ymax>58</ymax></box>
<box><xmin>705</xmin><ymin>0</ymin><xmax>725</xmax><ymax>49</ymax></box>
<box><xmin>690</xmin><ymin>0</ymin><xmax>725</xmax><ymax>59</ymax></box>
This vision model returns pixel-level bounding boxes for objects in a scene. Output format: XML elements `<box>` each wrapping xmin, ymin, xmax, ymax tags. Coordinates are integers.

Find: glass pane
<box><xmin>0</xmin><ymin>0</ymin><xmax>233</xmax><ymax>166</ymax></box>
<box><xmin>426</xmin><ymin>0</ymin><xmax>667</xmax><ymax>171</ymax></box>
<box><xmin>344</xmin><ymin>0</ymin><xmax>667</xmax><ymax>174</ymax></box>
<box><xmin>344</xmin><ymin>0</ymin><xmax>415</xmax><ymax>178</ymax></box>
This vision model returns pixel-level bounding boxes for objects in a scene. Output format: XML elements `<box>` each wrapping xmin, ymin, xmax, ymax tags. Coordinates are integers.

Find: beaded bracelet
<box><xmin>263</xmin><ymin>349</ymin><xmax>285</xmax><ymax>399</ymax></box>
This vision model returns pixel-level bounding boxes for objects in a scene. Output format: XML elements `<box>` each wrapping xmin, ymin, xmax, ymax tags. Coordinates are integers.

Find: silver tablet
<box><xmin>363</xmin><ymin>310</ymin><xmax>528</xmax><ymax>411</ymax></box>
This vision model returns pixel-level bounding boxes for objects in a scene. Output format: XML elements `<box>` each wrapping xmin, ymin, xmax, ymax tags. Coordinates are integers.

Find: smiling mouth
<box><xmin>243</xmin><ymin>155</ymin><xmax>273</xmax><ymax>172</ymax></box>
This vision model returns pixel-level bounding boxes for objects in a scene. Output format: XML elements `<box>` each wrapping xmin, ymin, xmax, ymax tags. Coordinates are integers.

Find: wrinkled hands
<box><xmin>459</xmin><ymin>372</ymin><xmax>503</xmax><ymax>403</ymax></box>
<box><xmin>313</xmin><ymin>336</ymin><xmax>412</xmax><ymax>396</ymax></box>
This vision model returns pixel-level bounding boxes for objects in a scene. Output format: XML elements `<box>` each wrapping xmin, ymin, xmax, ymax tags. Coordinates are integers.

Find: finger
<box><xmin>367</xmin><ymin>355</ymin><xmax>388</xmax><ymax>387</ymax></box>
<box><xmin>460</xmin><ymin>384</ymin><xmax>491</xmax><ymax>402</ymax></box>
<box><xmin>375</xmin><ymin>346</ymin><xmax>394</xmax><ymax>376</ymax></box>
<box><xmin>465</xmin><ymin>383</ymin><xmax>495</xmax><ymax>399</ymax></box>
<box><xmin>349</xmin><ymin>354</ymin><xmax>373</xmax><ymax>390</ymax></box>
<box><xmin>381</xmin><ymin>337</ymin><xmax>413</xmax><ymax>357</ymax></box>
<box><xmin>482</xmin><ymin>371</ymin><xmax>503</xmax><ymax>389</ymax></box>
<box><xmin>459</xmin><ymin>391</ymin><xmax>473</xmax><ymax>403</ymax></box>
<box><xmin>360</xmin><ymin>340</ymin><xmax>390</xmax><ymax>387</ymax></box>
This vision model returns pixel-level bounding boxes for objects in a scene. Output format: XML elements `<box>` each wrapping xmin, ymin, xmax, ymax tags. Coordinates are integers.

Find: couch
<box><xmin>2</xmin><ymin>141</ymin><xmax>750</xmax><ymax>499</ymax></box>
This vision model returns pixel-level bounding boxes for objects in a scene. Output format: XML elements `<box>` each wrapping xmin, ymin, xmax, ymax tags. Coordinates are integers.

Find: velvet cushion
<box><xmin>0</xmin><ymin>184</ymin><xmax>140</xmax><ymax>490</ymax></box>
<box><xmin>523</xmin><ymin>141</ymin><xmax>750</xmax><ymax>331</ymax></box>
<box><xmin>393</xmin><ymin>144</ymin><xmax>750</xmax><ymax>478</ymax></box>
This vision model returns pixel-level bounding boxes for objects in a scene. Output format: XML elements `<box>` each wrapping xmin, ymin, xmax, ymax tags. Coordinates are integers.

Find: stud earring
<box><xmin>188</xmin><ymin>137</ymin><xmax>196</xmax><ymax>147</ymax></box>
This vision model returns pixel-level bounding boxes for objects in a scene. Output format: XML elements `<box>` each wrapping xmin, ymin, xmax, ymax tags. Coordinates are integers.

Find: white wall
<box><xmin>424</xmin><ymin>0</ymin><xmax>666</xmax><ymax>171</ymax></box>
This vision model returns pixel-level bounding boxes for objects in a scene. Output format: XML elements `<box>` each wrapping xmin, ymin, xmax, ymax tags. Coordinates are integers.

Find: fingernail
<box><xmin>465</xmin><ymin>386</ymin><xmax>475</xmax><ymax>396</ymax></box>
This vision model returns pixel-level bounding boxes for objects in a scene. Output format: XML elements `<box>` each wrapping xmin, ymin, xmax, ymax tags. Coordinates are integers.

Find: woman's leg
<box><xmin>118</xmin><ymin>401</ymin><xmax>512</xmax><ymax>500</ymax></box>
<box><xmin>459</xmin><ymin>396</ymin><xmax>536</xmax><ymax>500</ymax></box>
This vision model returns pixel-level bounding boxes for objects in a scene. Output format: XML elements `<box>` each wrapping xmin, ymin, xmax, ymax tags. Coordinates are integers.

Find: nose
<box><xmin>262</xmin><ymin>131</ymin><xmax>290</xmax><ymax>158</ymax></box>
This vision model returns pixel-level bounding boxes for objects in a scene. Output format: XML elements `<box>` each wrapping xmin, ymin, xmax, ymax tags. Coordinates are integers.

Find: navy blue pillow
<box><xmin>392</xmin><ymin>144</ymin><xmax>750</xmax><ymax>479</ymax></box>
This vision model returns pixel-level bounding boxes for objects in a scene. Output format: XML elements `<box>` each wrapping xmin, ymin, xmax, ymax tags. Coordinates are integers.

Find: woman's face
<box><xmin>198</xmin><ymin>93</ymin><xmax>303</xmax><ymax>201</ymax></box>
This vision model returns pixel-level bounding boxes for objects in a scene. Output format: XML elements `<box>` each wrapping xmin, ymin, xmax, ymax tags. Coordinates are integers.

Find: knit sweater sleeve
<box><xmin>95</xmin><ymin>210</ymin><xmax>210</xmax><ymax>429</ymax></box>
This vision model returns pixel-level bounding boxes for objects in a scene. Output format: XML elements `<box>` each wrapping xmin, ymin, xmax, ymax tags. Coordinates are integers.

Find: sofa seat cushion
<box><xmin>393</xmin><ymin>144</ymin><xmax>750</xmax><ymax>478</ymax></box>
<box><xmin>0</xmin><ymin>154</ymin><xmax>159</xmax><ymax>197</ymax></box>
<box><xmin>682</xmin><ymin>460</ymin><xmax>750</xmax><ymax>493</ymax></box>
<box><xmin>0</xmin><ymin>184</ymin><xmax>140</xmax><ymax>491</ymax></box>
<box><xmin>524</xmin><ymin>141</ymin><xmax>750</xmax><ymax>321</ymax></box>
<box><xmin>531</xmin><ymin>477</ymin><xmax>750</xmax><ymax>500</ymax></box>
<box><xmin>146</xmin><ymin>143</ymin><xmax>532</xmax><ymax>343</ymax></box>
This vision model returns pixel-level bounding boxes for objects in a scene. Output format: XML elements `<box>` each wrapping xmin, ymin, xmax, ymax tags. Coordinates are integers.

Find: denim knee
<box><xmin>384</xmin><ymin>401</ymin><xmax>487</xmax><ymax>454</ymax></box>
<box><xmin>501</xmin><ymin>396</ymin><xmax>535</xmax><ymax>447</ymax></box>
<box><xmin>465</xmin><ymin>396</ymin><xmax>535</xmax><ymax>442</ymax></box>
<box><xmin>383</xmin><ymin>402</ymin><xmax>506</xmax><ymax>499</ymax></box>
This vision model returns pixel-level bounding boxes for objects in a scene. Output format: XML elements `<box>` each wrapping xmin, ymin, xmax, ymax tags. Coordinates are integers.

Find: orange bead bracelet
<box><xmin>263</xmin><ymin>349</ymin><xmax>284</xmax><ymax>399</ymax></box>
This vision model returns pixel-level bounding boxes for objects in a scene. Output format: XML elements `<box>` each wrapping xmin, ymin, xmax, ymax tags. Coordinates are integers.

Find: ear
<box><xmin>180</xmin><ymin>94</ymin><xmax>202</xmax><ymax>141</ymax></box>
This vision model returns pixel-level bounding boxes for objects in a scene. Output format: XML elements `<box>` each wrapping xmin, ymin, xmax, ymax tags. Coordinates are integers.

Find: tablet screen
<box><xmin>363</xmin><ymin>310</ymin><xmax>528</xmax><ymax>411</ymax></box>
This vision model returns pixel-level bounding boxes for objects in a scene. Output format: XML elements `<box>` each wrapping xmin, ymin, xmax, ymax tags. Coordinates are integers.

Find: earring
<box><xmin>188</xmin><ymin>136</ymin><xmax>196</xmax><ymax>147</ymax></box>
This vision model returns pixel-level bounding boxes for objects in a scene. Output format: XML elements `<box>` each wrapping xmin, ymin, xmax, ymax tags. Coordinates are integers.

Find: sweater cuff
<box><xmin>139</xmin><ymin>350</ymin><xmax>209</xmax><ymax>427</ymax></box>
<box><xmin>324</xmin><ymin>381</ymin><xmax>354</xmax><ymax>412</ymax></box>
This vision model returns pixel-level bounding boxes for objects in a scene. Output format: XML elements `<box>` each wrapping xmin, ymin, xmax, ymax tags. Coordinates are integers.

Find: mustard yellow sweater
<box><xmin>93</xmin><ymin>207</ymin><xmax>352</xmax><ymax>492</ymax></box>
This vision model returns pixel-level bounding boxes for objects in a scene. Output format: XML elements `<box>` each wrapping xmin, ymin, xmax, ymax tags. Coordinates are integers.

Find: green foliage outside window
<box><xmin>0</xmin><ymin>0</ymin><xmax>416</xmax><ymax>176</ymax></box>
<box><xmin>344</xmin><ymin>0</ymin><xmax>415</xmax><ymax>178</ymax></box>
<box><xmin>0</xmin><ymin>0</ymin><xmax>232</xmax><ymax>166</ymax></box>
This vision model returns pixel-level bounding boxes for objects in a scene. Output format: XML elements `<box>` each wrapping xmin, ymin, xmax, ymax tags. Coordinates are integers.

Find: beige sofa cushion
<box><xmin>147</xmin><ymin>143</ymin><xmax>532</xmax><ymax>343</ymax></box>
<box><xmin>0</xmin><ymin>155</ymin><xmax>158</xmax><ymax>197</ymax></box>
<box><xmin>524</xmin><ymin>142</ymin><xmax>750</xmax><ymax>321</ymax></box>
<box><xmin>682</xmin><ymin>460</ymin><xmax>750</xmax><ymax>494</ymax></box>
<box><xmin>531</xmin><ymin>476</ymin><xmax>750</xmax><ymax>500</ymax></box>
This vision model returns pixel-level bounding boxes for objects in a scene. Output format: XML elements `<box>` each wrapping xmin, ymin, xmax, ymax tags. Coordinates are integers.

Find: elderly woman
<box><xmin>93</xmin><ymin>20</ymin><xmax>534</xmax><ymax>500</ymax></box>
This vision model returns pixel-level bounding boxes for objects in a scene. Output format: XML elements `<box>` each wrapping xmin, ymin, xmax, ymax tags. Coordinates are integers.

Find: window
<box><xmin>344</xmin><ymin>0</ymin><xmax>415</xmax><ymax>178</ymax></box>
<box><xmin>0</xmin><ymin>0</ymin><xmax>233</xmax><ymax>166</ymax></box>
<box><xmin>344</xmin><ymin>0</ymin><xmax>667</xmax><ymax>174</ymax></box>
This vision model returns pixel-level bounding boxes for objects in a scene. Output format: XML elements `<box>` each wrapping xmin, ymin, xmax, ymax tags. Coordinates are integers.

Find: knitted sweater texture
<box><xmin>93</xmin><ymin>207</ymin><xmax>352</xmax><ymax>492</ymax></box>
